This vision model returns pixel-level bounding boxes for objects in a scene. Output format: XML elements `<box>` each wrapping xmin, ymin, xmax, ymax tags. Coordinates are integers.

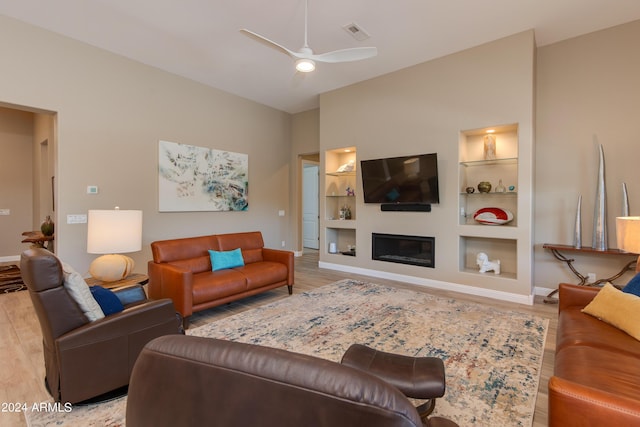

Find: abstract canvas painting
<box><xmin>158</xmin><ymin>140</ymin><xmax>248</xmax><ymax>212</ymax></box>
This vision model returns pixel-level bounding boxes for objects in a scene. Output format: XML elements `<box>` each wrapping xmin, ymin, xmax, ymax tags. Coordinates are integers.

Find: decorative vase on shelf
<box><xmin>477</xmin><ymin>181</ymin><xmax>492</xmax><ymax>193</ymax></box>
<box><xmin>495</xmin><ymin>179</ymin><xmax>506</xmax><ymax>193</ymax></box>
<box><xmin>41</xmin><ymin>215</ymin><xmax>54</xmax><ymax>236</ymax></box>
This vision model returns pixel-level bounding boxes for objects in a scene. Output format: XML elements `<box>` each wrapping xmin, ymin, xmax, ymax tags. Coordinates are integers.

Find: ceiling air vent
<box><xmin>343</xmin><ymin>22</ymin><xmax>371</xmax><ymax>41</ymax></box>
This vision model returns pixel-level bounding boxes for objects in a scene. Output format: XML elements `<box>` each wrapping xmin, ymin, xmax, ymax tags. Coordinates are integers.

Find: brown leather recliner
<box><xmin>127</xmin><ymin>335</ymin><xmax>458</xmax><ymax>427</ymax></box>
<box><xmin>20</xmin><ymin>248</ymin><xmax>182</xmax><ymax>404</ymax></box>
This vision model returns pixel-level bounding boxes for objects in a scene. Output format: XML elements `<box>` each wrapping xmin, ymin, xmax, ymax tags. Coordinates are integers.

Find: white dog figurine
<box><xmin>476</xmin><ymin>252</ymin><xmax>501</xmax><ymax>274</ymax></box>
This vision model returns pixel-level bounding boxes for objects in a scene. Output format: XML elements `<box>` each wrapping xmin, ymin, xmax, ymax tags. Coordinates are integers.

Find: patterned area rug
<box><xmin>0</xmin><ymin>265</ymin><xmax>26</xmax><ymax>293</ymax></box>
<box><xmin>24</xmin><ymin>279</ymin><xmax>548</xmax><ymax>427</ymax></box>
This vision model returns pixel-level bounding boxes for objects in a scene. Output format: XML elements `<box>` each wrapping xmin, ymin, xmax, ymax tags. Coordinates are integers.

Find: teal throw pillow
<box><xmin>623</xmin><ymin>272</ymin><xmax>640</xmax><ymax>297</ymax></box>
<box><xmin>209</xmin><ymin>248</ymin><xmax>245</xmax><ymax>271</ymax></box>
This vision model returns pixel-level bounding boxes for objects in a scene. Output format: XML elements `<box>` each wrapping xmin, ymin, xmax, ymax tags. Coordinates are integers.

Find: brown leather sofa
<box><xmin>127</xmin><ymin>335</ymin><xmax>458</xmax><ymax>427</ymax></box>
<box><xmin>148</xmin><ymin>231</ymin><xmax>294</xmax><ymax>328</ymax></box>
<box><xmin>20</xmin><ymin>248</ymin><xmax>181</xmax><ymax>404</ymax></box>
<box><xmin>549</xmin><ymin>283</ymin><xmax>640</xmax><ymax>426</ymax></box>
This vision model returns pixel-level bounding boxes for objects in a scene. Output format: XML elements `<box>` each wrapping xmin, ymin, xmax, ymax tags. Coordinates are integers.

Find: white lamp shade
<box><xmin>87</xmin><ymin>209</ymin><xmax>143</xmax><ymax>254</ymax></box>
<box><xmin>616</xmin><ymin>216</ymin><xmax>640</xmax><ymax>254</ymax></box>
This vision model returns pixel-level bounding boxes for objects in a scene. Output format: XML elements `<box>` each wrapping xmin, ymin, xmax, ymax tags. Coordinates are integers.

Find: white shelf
<box><xmin>322</xmin><ymin>147</ymin><xmax>358</xmax><ymax>259</ymax></box>
<box><xmin>460</xmin><ymin>157</ymin><xmax>518</xmax><ymax>167</ymax></box>
<box><xmin>459</xmin><ymin>124</ymin><xmax>521</xmax><ymax>281</ymax></box>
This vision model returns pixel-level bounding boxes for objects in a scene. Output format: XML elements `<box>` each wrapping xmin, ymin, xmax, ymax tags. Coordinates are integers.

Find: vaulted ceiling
<box><xmin>2</xmin><ymin>1</ymin><xmax>640</xmax><ymax>113</ymax></box>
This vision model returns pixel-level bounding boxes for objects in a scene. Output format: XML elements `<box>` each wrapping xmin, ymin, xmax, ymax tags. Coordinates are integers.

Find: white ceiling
<box><xmin>2</xmin><ymin>1</ymin><xmax>640</xmax><ymax>113</ymax></box>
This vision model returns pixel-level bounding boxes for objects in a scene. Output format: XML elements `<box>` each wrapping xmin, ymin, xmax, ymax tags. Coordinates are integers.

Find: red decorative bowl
<box><xmin>473</xmin><ymin>207</ymin><xmax>514</xmax><ymax>225</ymax></box>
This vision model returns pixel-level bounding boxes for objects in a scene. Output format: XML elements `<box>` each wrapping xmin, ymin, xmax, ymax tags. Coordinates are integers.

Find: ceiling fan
<box><xmin>240</xmin><ymin>0</ymin><xmax>377</xmax><ymax>73</ymax></box>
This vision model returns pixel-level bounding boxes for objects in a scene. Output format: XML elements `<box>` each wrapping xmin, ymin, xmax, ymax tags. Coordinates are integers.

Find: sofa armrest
<box><xmin>148</xmin><ymin>261</ymin><xmax>194</xmax><ymax>318</ymax></box>
<box><xmin>549</xmin><ymin>376</ymin><xmax>640</xmax><ymax>426</ymax></box>
<box><xmin>57</xmin><ymin>299</ymin><xmax>178</xmax><ymax>350</ymax></box>
<box><xmin>558</xmin><ymin>283</ymin><xmax>600</xmax><ymax>312</ymax></box>
<box><xmin>53</xmin><ymin>298</ymin><xmax>179</xmax><ymax>403</ymax></box>
<box><xmin>262</xmin><ymin>248</ymin><xmax>294</xmax><ymax>286</ymax></box>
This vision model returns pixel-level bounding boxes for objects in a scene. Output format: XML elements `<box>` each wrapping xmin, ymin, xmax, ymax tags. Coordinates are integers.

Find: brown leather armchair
<box><xmin>20</xmin><ymin>248</ymin><xmax>181</xmax><ymax>404</ymax></box>
<box><xmin>127</xmin><ymin>335</ymin><xmax>458</xmax><ymax>427</ymax></box>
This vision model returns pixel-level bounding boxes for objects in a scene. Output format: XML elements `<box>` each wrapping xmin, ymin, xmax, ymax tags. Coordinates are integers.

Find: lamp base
<box><xmin>89</xmin><ymin>254</ymin><xmax>135</xmax><ymax>282</ymax></box>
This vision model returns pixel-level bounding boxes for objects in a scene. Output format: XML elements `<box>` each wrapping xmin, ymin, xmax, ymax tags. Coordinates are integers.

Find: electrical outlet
<box><xmin>281</xmin><ymin>241</ymin><xmax>286</xmax><ymax>247</ymax></box>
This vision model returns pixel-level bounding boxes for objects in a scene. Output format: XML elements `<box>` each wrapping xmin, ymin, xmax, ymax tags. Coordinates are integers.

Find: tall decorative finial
<box><xmin>622</xmin><ymin>183</ymin><xmax>630</xmax><ymax>216</ymax></box>
<box><xmin>592</xmin><ymin>142</ymin><xmax>607</xmax><ymax>250</ymax></box>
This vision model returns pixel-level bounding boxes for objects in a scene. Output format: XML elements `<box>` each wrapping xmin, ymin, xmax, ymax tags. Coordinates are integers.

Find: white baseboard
<box><xmin>0</xmin><ymin>255</ymin><xmax>20</xmax><ymax>263</ymax></box>
<box><xmin>319</xmin><ymin>261</ymin><xmax>536</xmax><ymax>306</ymax></box>
<box><xmin>534</xmin><ymin>286</ymin><xmax>556</xmax><ymax>297</ymax></box>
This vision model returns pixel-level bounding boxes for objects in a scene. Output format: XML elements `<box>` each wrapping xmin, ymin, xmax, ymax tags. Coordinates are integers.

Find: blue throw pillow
<box><xmin>209</xmin><ymin>248</ymin><xmax>245</xmax><ymax>271</ymax></box>
<box><xmin>622</xmin><ymin>272</ymin><xmax>640</xmax><ymax>297</ymax></box>
<box><xmin>89</xmin><ymin>286</ymin><xmax>125</xmax><ymax>316</ymax></box>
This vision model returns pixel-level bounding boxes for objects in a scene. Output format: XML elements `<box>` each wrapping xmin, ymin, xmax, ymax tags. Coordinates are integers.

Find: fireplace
<box><xmin>372</xmin><ymin>233</ymin><xmax>435</xmax><ymax>268</ymax></box>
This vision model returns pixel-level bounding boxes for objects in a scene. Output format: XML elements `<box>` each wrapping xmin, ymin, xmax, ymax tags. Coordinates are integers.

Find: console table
<box><xmin>21</xmin><ymin>231</ymin><xmax>54</xmax><ymax>251</ymax></box>
<box><xmin>85</xmin><ymin>273</ymin><xmax>149</xmax><ymax>290</ymax></box>
<box><xmin>543</xmin><ymin>243</ymin><xmax>637</xmax><ymax>303</ymax></box>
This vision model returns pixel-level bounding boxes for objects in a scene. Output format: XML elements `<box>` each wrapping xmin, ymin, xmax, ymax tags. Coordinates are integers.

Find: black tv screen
<box><xmin>360</xmin><ymin>153</ymin><xmax>439</xmax><ymax>204</ymax></box>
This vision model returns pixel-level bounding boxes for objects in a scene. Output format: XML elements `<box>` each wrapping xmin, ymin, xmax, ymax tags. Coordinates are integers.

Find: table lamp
<box><xmin>87</xmin><ymin>208</ymin><xmax>143</xmax><ymax>281</ymax></box>
<box><xmin>616</xmin><ymin>216</ymin><xmax>640</xmax><ymax>272</ymax></box>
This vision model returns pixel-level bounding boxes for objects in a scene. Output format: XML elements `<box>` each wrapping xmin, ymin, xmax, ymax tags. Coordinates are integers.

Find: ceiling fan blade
<box><xmin>240</xmin><ymin>28</ymin><xmax>301</xmax><ymax>59</ymax></box>
<box><xmin>311</xmin><ymin>46</ymin><xmax>378</xmax><ymax>63</ymax></box>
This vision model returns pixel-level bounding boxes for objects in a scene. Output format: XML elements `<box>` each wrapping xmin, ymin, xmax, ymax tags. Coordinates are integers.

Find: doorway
<box><xmin>0</xmin><ymin>104</ymin><xmax>56</xmax><ymax>259</ymax></box>
<box><xmin>302</xmin><ymin>160</ymin><xmax>319</xmax><ymax>250</ymax></box>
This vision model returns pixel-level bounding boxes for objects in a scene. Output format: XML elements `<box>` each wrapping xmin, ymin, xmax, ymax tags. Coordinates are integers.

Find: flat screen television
<box><xmin>360</xmin><ymin>153</ymin><xmax>439</xmax><ymax>204</ymax></box>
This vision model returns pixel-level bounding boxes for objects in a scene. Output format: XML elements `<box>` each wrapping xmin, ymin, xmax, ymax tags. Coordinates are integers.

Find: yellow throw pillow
<box><xmin>582</xmin><ymin>282</ymin><xmax>640</xmax><ymax>341</ymax></box>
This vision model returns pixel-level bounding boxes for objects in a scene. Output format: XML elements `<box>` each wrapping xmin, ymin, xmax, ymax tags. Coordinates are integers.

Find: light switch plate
<box><xmin>67</xmin><ymin>214</ymin><xmax>87</xmax><ymax>224</ymax></box>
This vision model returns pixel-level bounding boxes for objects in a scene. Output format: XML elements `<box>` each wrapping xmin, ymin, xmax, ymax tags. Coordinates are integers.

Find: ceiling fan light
<box><xmin>295</xmin><ymin>58</ymin><xmax>315</xmax><ymax>72</ymax></box>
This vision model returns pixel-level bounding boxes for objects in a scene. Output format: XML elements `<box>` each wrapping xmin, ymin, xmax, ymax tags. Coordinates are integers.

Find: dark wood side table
<box><xmin>21</xmin><ymin>231</ymin><xmax>54</xmax><ymax>251</ymax></box>
<box><xmin>85</xmin><ymin>273</ymin><xmax>149</xmax><ymax>290</ymax></box>
<box><xmin>542</xmin><ymin>243</ymin><xmax>637</xmax><ymax>303</ymax></box>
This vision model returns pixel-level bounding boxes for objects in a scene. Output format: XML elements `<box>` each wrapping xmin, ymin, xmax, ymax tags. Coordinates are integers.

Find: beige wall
<box><xmin>291</xmin><ymin>108</ymin><xmax>320</xmax><ymax>253</ymax></box>
<box><xmin>319</xmin><ymin>31</ymin><xmax>535</xmax><ymax>298</ymax></box>
<box><xmin>0</xmin><ymin>107</ymin><xmax>34</xmax><ymax>257</ymax></box>
<box><xmin>0</xmin><ymin>15</ymin><xmax>291</xmax><ymax>273</ymax></box>
<box><xmin>2</xmin><ymin>9</ymin><xmax>637</xmax><ymax>290</ymax></box>
<box><xmin>535</xmin><ymin>19</ymin><xmax>640</xmax><ymax>287</ymax></box>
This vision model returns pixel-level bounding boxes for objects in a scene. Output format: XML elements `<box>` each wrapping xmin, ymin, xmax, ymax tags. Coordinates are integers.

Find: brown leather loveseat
<box><xmin>148</xmin><ymin>231</ymin><xmax>294</xmax><ymax>328</ymax></box>
<box><xmin>549</xmin><ymin>283</ymin><xmax>640</xmax><ymax>426</ymax></box>
<box><xmin>126</xmin><ymin>335</ymin><xmax>457</xmax><ymax>427</ymax></box>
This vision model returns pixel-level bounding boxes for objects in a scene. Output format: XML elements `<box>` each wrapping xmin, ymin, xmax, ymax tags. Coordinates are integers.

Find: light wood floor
<box><xmin>0</xmin><ymin>252</ymin><xmax>557</xmax><ymax>427</ymax></box>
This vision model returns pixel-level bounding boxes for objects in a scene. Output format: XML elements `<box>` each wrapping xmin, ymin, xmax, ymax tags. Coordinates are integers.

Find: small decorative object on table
<box><xmin>477</xmin><ymin>181</ymin><xmax>492</xmax><ymax>193</ymax></box>
<box><xmin>477</xmin><ymin>252</ymin><xmax>500</xmax><ymax>274</ymax></box>
<box><xmin>574</xmin><ymin>195</ymin><xmax>582</xmax><ymax>249</ymax></box>
<box><xmin>41</xmin><ymin>215</ymin><xmax>54</xmax><ymax>236</ymax></box>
